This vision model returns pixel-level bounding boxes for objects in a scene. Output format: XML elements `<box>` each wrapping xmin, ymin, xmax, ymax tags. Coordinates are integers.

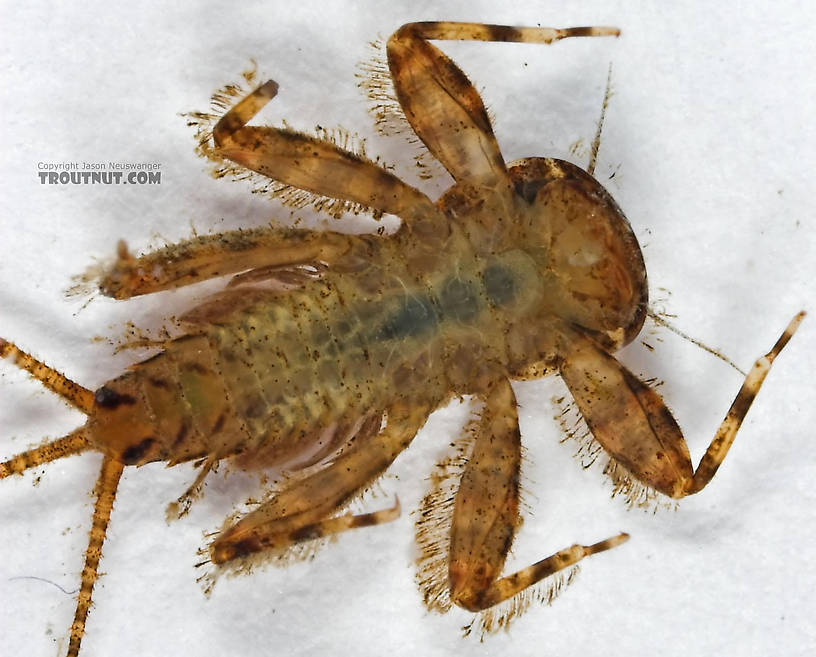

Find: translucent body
<box><xmin>0</xmin><ymin>20</ymin><xmax>802</xmax><ymax>656</ymax></box>
<box><xmin>87</xmin><ymin>157</ymin><xmax>646</xmax><ymax>477</ymax></box>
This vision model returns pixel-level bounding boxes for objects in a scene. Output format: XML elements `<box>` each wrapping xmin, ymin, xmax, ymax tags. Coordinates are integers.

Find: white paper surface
<box><xmin>1</xmin><ymin>2</ymin><xmax>814</xmax><ymax>656</ymax></box>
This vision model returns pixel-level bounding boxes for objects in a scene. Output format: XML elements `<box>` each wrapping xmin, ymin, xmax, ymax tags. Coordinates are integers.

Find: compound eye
<box><xmin>93</xmin><ymin>385</ymin><xmax>136</xmax><ymax>409</ymax></box>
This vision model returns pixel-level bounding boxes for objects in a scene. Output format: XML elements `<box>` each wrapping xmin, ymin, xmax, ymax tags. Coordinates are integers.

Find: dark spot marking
<box><xmin>487</xmin><ymin>25</ymin><xmax>523</xmax><ymax>42</ymax></box>
<box><xmin>376</xmin><ymin>294</ymin><xmax>439</xmax><ymax>341</ymax></box>
<box><xmin>183</xmin><ymin>361</ymin><xmax>210</xmax><ymax>375</ymax></box>
<box><xmin>439</xmin><ymin>277</ymin><xmax>480</xmax><ymax>323</ymax></box>
<box><xmin>147</xmin><ymin>377</ymin><xmax>171</xmax><ymax>390</ymax></box>
<box><xmin>483</xmin><ymin>263</ymin><xmax>517</xmax><ymax>307</ymax></box>
<box><xmin>213</xmin><ymin>113</ymin><xmax>246</xmax><ymax>146</ymax></box>
<box><xmin>121</xmin><ymin>438</ymin><xmax>155</xmax><ymax>465</ymax></box>
<box><xmin>211</xmin><ymin>412</ymin><xmax>226</xmax><ymax>434</ymax></box>
<box><xmin>386</xmin><ymin>44</ymin><xmax>406</xmax><ymax>79</ymax></box>
<box><xmin>349</xmin><ymin>514</ymin><xmax>379</xmax><ymax>529</ymax></box>
<box><xmin>219</xmin><ymin>349</ymin><xmax>238</xmax><ymax>364</ymax></box>
<box><xmin>290</xmin><ymin>524</ymin><xmax>323</xmax><ymax>543</ymax></box>
<box><xmin>172</xmin><ymin>420</ymin><xmax>190</xmax><ymax>449</ymax></box>
<box><xmin>94</xmin><ymin>386</ymin><xmax>137</xmax><ymax>409</ymax></box>
<box><xmin>243</xmin><ymin>394</ymin><xmax>267</xmax><ymax>419</ymax></box>
<box><xmin>730</xmin><ymin>387</ymin><xmax>757</xmax><ymax>421</ymax></box>
<box><xmin>568</xmin><ymin>26</ymin><xmax>600</xmax><ymax>38</ymax></box>
<box><xmin>226</xmin><ymin>537</ymin><xmax>262</xmax><ymax>560</ymax></box>
<box><xmin>515</xmin><ymin>178</ymin><xmax>548</xmax><ymax>204</ymax></box>
<box><xmin>499</xmin><ymin>527</ymin><xmax>515</xmax><ymax>558</ymax></box>
<box><xmin>656</xmin><ymin>402</ymin><xmax>681</xmax><ymax>433</ymax></box>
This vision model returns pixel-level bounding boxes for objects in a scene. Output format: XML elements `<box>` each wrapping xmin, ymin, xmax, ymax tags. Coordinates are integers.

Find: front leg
<box><xmin>558</xmin><ymin>312</ymin><xmax>804</xmax><ymax>499</ymax></box>
<box><xmin>387</xmin><ymin>22</ymin><xmax>619</xmax><ymax>188</ymax></box>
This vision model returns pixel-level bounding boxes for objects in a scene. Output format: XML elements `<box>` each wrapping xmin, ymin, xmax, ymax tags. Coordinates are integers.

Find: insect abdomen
<box><xmin>127</xmin><ymin>245</ymin><xmax>521</xmax><ymax>466</ymax></box>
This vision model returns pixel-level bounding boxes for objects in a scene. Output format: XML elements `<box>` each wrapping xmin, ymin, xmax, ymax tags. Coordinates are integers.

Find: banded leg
<box><xmin>387</xmin><ymin>22</ymin><xmax>619</xmax><ymax>187</ymax></box>
<box><xmin>449</xmin><ymin>377</ymin><xmax>627</xmax><ymax>612</ymax></box>
<box><xmin>209</xmin><ymin>402</ymin><xmax>430</xmax><ymax>564</ymax></box>
<box><xmin>559</xmin><ymin>311</ymin><xmax>805</xmax><ymax>499</ymax></box>
<box><xmin>212</xmin><ymin>80</ymin><xmax>437</xmax><ymax>222</ymax></box>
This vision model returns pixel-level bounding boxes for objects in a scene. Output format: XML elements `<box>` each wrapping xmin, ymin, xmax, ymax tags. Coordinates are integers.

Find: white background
<box><xmin>1</xmin><ymin>2</ymin><xmax>814</xmax><ymax>656</ymax></box>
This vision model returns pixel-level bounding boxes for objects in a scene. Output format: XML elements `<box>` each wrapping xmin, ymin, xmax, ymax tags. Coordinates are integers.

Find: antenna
<box><xmin>647</xmin><ymin>310</ymin><xmax>746</xmax><ymax>375</ymax></box>
<box><xmin>587</xmin><ymin>63</ymin><xmax>613</xmax><ymax>176</ymax></box>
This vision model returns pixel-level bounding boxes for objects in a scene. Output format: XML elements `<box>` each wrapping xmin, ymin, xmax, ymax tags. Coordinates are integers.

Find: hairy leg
<box><xmin>559</xmin><ymin>312</ymin><xmax>805</xmax><ymax>498</ymax></box>
<box><xmin>209</xmin><ymin>401</ymin><xmax>429</xmax><ymax>564</ymax></box>
<box><xmin>387</xmin><ymin>22</ymin><xmax>618</xmax><ymax>187</ymax></box>
<box><xmin>447</xmin><ymin>377</ymin><xmax>626</xmax><ymax>612</ymax></box>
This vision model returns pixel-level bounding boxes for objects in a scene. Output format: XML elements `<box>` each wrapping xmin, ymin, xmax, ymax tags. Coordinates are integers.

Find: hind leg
<box><xmin>446</xmin><ymin>378</ymin><xmax>626</xmax><ymax>616</ymax></box>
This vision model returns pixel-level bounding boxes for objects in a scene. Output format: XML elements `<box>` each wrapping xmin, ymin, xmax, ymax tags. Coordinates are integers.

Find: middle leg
<box><xmin>212</xmin><ymin>80</ymin><xmax>437</xmax><ymax>221</ymax></box>
<box><xmin>98</xmin><ymin>225</ymin><xmax>357</xmax><ymax>300</ymax></box>
<box><xmin>448</xmin><ymin>376</ymin><xmax>627</xmax><ymax>612</ymax></box>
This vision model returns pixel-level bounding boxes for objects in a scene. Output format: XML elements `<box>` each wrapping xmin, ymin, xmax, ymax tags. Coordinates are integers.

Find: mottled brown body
<box><xmin>0</xmin><ymin>20</ymin><xmax>803</xmax><ymax>656</ymax></box>
<box><xmin>91</xmin><ymin>154</ymin><xmax>645</xmax><ymax>476</ymax></box>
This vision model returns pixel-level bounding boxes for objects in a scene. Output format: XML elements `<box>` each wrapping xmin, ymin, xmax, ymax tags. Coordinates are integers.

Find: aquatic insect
<box><xmin>0</xmin><ymin>21</ymin><xmax>804</xmax><ymax>655</ymax></box>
